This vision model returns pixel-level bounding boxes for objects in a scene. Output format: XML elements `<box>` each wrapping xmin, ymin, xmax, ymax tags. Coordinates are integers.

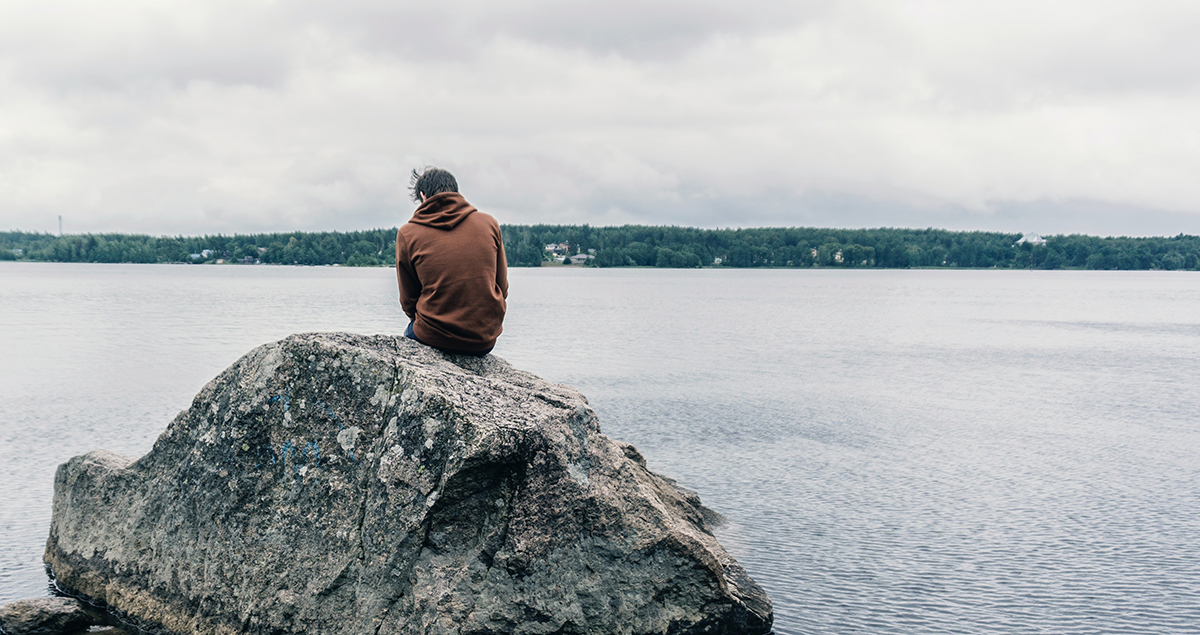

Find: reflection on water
<box><xmin>3</xmin><ymin>263</ymin><xmax>1199</xmax><ymax>634</ymax></box>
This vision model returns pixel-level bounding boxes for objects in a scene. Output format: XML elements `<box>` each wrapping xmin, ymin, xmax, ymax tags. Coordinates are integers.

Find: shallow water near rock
<box><xmin>3</xmin><ymin>262</ymin><xmax>1200</xmax><ymax>634</ymax></box>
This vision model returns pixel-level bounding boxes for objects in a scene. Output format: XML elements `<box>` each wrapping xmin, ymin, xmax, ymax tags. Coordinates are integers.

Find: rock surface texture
<box><xmin>0</xmin><ymin>596</ymin><xmax>101</xmax><ymax>634</ymax></box>
<box><xmin>45</xmin><ymin>333</ymin><xmax>772</xmax><ymax>635</ymax></box>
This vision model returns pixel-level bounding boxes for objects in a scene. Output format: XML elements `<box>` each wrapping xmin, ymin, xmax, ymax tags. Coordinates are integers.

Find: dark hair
<box><xmin>409</xmin><ymin>167</ymin><xmax>458</xmax><ymax>203</ymax></box>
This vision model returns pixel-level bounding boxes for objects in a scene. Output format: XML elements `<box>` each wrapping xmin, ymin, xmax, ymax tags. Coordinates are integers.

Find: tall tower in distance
<box><xmin>58</xmin><ymin>215</ymin><xmax>63</xmax><ymax>236</ymax></box>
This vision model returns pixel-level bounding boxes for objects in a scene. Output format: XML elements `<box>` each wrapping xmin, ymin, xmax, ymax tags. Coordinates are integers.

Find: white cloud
<box><xmin>1</xmin><ymin>0</ymin><xmax>1199</xmax><ymax>236</ymax></box>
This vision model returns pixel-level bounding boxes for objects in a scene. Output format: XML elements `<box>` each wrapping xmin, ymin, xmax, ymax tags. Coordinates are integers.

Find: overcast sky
<box><xmin>2</xmin><ymin>0</ymin><xmax>1199</xmax><ymax>236</ymax></box>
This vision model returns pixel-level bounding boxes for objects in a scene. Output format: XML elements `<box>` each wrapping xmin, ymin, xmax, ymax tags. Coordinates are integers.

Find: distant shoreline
<box><xmin>4</xmin><ymin>225</ymin><xmax>1199</xmax><ymax>271</ymax></box>
<box><xmin>4</xmin><ymin>260</ymin><xmax>1192</xmax><ymax>273</ymax></box>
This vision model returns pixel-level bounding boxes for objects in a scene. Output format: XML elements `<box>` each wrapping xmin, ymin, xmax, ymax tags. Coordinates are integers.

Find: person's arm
<box><xmin>395</xmin><ymin>229</ymin><xmax>420</xmax><ymax>319</ymax></box>
<box><xmin>495</xmin><ymin>225</ymin><xmax>509</xmax><ymax>299</ymax></box>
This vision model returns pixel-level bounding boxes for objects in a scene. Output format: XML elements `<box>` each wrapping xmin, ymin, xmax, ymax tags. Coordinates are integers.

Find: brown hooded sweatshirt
<box><xmin>395</xmin><ymin>192</ymin><xmax>508</xmax><ymax>353</ymax></box>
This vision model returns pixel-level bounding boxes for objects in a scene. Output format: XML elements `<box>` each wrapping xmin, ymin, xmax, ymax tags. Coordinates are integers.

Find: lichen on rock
<box><xmin>45</xmin><ymin>333</ymin><xmax>773</xmax><ymax>635</ymax></box>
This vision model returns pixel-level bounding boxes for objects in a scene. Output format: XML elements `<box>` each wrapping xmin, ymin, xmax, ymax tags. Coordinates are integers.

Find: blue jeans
<box><xmin>405</xmin><ymin>320</ymin><xmax>493</xmax><ymax>357</ymax></box>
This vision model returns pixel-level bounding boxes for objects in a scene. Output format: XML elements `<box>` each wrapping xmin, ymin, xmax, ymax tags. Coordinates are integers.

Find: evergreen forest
<box><xmin>3</xmin><ymin>225</ymin><xmax>1199</xmax><ymax>270</ymax></box>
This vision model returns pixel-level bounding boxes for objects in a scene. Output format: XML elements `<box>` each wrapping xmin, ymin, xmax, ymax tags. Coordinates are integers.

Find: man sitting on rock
<box><xmin>396</xmin><ymin>167</ymin><xmax>508</xmax><ymax>356</ymax></box>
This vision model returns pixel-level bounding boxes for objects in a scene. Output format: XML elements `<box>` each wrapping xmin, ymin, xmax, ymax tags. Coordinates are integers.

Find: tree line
<box><xmin>0</xmin><ymin>229</ymin><xmax>397</xmax><ymax>267</ymax></box>
<box><xmin>3</xmin><ymin>226</ymin><xmax>1200</xmax><ymax>270</ymax></box>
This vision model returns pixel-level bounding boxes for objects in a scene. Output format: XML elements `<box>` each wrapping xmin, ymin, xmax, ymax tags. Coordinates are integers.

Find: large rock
<box><xmin>45</xmin><ymin>333</ymin><xmax>772</xmax><ymax>635</ymax></box>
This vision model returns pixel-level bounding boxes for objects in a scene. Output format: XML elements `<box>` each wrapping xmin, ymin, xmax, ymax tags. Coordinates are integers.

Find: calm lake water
<box><xmin>2</xmin><ymin>262</ymin><xmax>1199</xmax><ymax>634</ymax></box>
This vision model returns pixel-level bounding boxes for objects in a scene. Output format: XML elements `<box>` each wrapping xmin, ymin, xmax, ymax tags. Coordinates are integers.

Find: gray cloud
<box><xmin>282</xmin><ymin>0</ymin><xmax>832</xmax><ymax>61</ymax></box>
<box><xmin>2</xmin><ymin>0</ymin><xmax>1200</xmax><ymax>237</ymax></box>
<box><xmin>1</xmin><ymin>2</ymin><xmax>291</xmax><ymax>90</ymax></box>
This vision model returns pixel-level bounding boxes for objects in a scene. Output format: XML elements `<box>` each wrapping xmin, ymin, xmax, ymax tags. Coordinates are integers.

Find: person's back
<box><xmin>395</xmin><ymin>168</ymin><xmax>508</xmax><ymax>355</ymax></box>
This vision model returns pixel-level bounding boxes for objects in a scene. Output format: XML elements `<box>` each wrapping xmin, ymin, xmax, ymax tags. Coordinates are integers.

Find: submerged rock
<box><xmin>0</xmin><ymin>596</ymin><xmax>101</xmax><ymax>634</ymax></box>
<box><xmin>45</xmin><ymin>333</ymin><xmax>772</xmax><ymax>635</ymax></box>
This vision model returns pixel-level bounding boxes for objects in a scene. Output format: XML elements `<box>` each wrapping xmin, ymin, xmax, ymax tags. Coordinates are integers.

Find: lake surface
<box><xmin>2</xmin><ymin>262</ymin><xmax>1199</xmax><ymax>634</ymax></box>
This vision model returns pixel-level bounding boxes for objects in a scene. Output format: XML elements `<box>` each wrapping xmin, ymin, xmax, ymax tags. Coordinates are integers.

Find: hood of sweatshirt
<box><xmin>408</xmin><ymin>192</ymin><xmax>477</xmax><ymax>230</ymax></box>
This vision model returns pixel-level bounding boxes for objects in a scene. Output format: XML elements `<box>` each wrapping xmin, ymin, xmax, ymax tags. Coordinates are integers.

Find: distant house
<box><xmin>568</xmin><ymin>253</ymin><xmax>594</xmax><ymax>265</ymax></box>
<box><xmin>189</xmin><ymin>253</ymin><xmax>203</xmax><ymax>260</ymax></box>
<box><xmin>544</xmin><ymin>243</ymin><xmax>570</xmax><ymax>255</ymax></box>
<box><xmin>1016</xmin><ymin>233</ymin><xmax>1046</xmax><ymax>245</ymax></box>
<box><xmin>201</xmin><ymin>249</ymin><xmax>214</xmax><ymax>258</ymax></box>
